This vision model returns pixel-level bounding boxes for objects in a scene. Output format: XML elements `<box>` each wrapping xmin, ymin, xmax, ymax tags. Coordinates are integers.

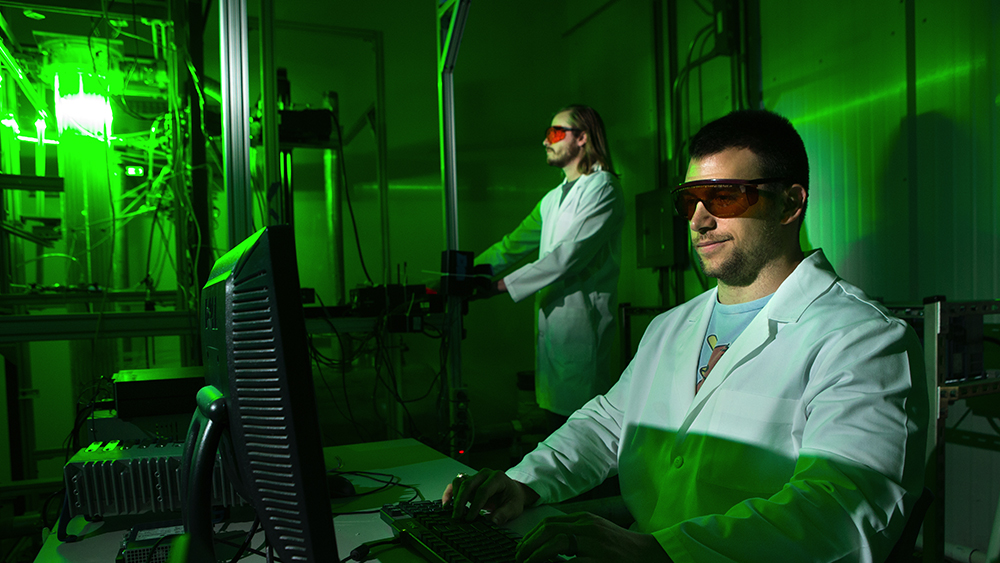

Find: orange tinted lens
<box><xmin>546</xmin><ymin>127</ymin><xmax>567</xmax><ymax>144</ymax></box>
<box><xmin>674</xmin><ymin>186</ymin><xmax>750</xmax><ymax>219</ymax></box>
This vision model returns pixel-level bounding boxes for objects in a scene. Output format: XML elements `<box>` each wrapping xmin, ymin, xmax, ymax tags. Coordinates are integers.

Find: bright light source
<box><xmin>1</xmin><ymin>115</ymin><xmax>20</xmax><ymax>135</ymax></box>
<box><xmin>17</xmin><ymin>135</ymin><xmax>59</xmax><ymax>145</ymax></box>
<box><xmin>125</xmin><ymin>165</ymin><xmax>144</xmax><ymax>177</ymax></box>
<box><xmin>54</xmin><ymin>72</ymin><xmax>113</xmax><ymax>140</ymax></box>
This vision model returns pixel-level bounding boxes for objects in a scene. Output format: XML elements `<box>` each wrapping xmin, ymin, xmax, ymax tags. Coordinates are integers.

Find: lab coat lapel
<box><xmin>540</xmin><ymin>178</ymin><xmax>574</xmax><ymax>252</ymax></box>
<box><xmin>686</xmin><ymin>306</ymin><xmax>774</xmax><ymax>412</ymax></box>
<box><xmin>683</xmin><ymin>250</ymin><xmax>839</xmax><ymax>415</ymax></box>
<box><xmin>664</xmin><ymin>291</ymin><xmax>715</xmax><ymax>423</ymax></box>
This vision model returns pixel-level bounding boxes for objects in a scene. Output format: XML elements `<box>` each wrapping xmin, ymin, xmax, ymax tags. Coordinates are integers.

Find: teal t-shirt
<box><xmin>696</xmin><ymin>293</ymin><xmax>773</xmax><ymax>392</ymax></box>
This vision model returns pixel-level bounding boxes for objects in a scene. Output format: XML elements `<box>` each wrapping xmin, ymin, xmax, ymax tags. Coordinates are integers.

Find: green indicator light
<box><xmin>125</xmin><ymin>165</ymin><xmax>144</xmax><ymax>177</ymax></box>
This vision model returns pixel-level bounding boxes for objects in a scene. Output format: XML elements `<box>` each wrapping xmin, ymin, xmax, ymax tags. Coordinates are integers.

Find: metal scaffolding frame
<box><xmin>437</xmin><ymin>0</ymin><xmax>471</xmax><ymax>458</ymax></box>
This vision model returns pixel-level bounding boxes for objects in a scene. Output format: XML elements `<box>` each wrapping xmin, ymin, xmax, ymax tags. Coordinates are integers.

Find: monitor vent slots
<box><xmin>230</xmin><ymin>271</ymin><xmax>307</xmax><ymax>552</ymax></box>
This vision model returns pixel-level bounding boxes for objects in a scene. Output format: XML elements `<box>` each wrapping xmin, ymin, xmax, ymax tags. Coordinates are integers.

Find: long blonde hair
<box><xmin>561</xmin><ymin>104</ymin><xmax>618</xmax><ymax>177</ymax></box>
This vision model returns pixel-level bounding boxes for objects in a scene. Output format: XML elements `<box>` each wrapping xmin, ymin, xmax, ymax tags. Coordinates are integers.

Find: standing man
<box><xmin>446</xmin><ymin>110</ymin><xmax>928</xmax><ymax>563</ymax></box>
<box><xmin>475</xmin><ymin>105</ymin><xmax>625</xmax><ymax>430</ymax></box>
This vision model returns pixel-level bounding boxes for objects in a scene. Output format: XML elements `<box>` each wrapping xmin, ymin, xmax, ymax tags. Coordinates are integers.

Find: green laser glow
<box><xmin>789</xmin><ymin>58</ymin><xmax>986</xmax><ymax>125</ymax></box>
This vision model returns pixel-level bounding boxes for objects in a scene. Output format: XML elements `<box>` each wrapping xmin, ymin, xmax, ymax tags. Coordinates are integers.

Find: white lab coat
<box><xmin>475</xmin><ymin>170</ymin><xmax>624</xmax><ymax>415</ymax></box>
<box><xmin>507</xmin><ymin>250</ymin><xmax>928</xmax><ymax>563</ymax></box>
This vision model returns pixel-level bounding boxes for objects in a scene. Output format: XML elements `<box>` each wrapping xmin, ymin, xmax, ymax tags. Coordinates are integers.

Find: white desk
<box><xmin>33</xmin><ymin>439</ymin><xmax>561</xmax><ymax>563</ymax></box>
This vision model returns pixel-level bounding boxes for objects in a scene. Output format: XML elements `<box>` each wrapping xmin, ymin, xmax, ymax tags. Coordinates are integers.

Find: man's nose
<box><xmin>689</xmin><ymin>201</ymin><xmax>716</xmax><ymax>233</ymax></box>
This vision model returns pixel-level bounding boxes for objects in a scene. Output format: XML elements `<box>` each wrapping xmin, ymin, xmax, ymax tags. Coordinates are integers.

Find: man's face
<box><xmin>543</xmin><ymin>111</ymin><xmax>584</xmax><ymax>169</ymax></box>
<box><xmin>684</xmin><ymin>148</ymin><xmax>786</xmax><ymax>287</ymax></box>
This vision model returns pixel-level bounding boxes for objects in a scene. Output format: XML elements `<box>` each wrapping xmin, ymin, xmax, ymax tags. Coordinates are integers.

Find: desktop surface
<box><xmin>35</xmin><ymin>439</ymin><xmax>561</xmax><ymax>563</ymax></box>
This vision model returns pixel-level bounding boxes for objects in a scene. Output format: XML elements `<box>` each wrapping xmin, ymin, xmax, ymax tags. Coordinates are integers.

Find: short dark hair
<box><xmin>689</xmin><ymin>110</ymin><xmax>809</xmax><ymax>192</ymax></box>
<box><xmin>560</xmin><ymin>104</ymin><xmax>618</xmax><ymax>177</ymax></box>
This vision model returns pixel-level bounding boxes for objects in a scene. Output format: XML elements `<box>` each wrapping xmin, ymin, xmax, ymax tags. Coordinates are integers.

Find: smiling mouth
<box><xmin>696</xmin><ymin>239</ymin><xmax>728</xmax><ymax>249</ymax></box>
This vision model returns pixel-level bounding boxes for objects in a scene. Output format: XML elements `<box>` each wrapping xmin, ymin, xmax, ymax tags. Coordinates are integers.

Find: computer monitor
<box><xmin>181</xmin><ymin>225</ymin><xmax>337</xmax><ymax>563</ymax></box>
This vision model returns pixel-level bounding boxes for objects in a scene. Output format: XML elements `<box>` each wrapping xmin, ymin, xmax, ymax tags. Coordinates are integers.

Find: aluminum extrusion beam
<box><xmin>437</xmin><ymin>0</ymin><xmax>471</xmax><ymax>458</ymax></box>
<box><xmin>0</xmin><ymin>311</ymin><xmax>199</xmax><ymax>343</ymax></box>
<box><xmin>374</xmin><ymin>31</ymin><xmax>390</xmax><ymax>284</ymax></box>
<box><xmin>220</xmin><ymin>0</ymin><xmax>253</xmax><ymax>248</ymax></box>
<box><xmin>258</xmin><ymin>0</ymin><xmax>281</xmax><ymax>226</ymax></box>
<box><xmin>0</xmin><ymin>290</ymin><xmax>179</xmax><ymax>308</ymax></box>
<box><xmin>0</xmin><ymin>0</ymin><xmax>166</xmax><ymax>20</ymax></box>
<box><xmin>0</xmin><ymin>38</ymin><xmax>48</xmax><ymax>118</ymax></box>
<box><xmin>0</xmin><ymin>174</ymin><xmax>62</xmax><ymax>192</ymax></box>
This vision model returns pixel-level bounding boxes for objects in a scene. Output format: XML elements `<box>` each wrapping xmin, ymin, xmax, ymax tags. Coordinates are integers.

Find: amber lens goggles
<box><xmin>545</xmin><ymin>125</ymin><xmax>582</xmax><ymax>144</ymax></box>
<box><xmin>671</xmin><ymin>178</ymin><xmax>786</xmax><ymax>220</ymax></box>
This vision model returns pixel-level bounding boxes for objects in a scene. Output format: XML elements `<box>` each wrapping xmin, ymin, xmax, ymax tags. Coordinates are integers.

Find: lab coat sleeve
<box><xmin>657</xmin><ymin>318</ymin><xmax>927</xmax><ymax>563</ymax></box>
<box><xmin>505</xmin><ymin>355</ymin><xmax>632</xmax><ymax>503</ymax></box>
<box><xmin>474</xmin><ymin>201</ymin><xmax>544</xmax><ymax>277</ymax></box>
<box><xmin>503</xmin><ymin>176</ymin><xmax>624</xmax><ymax>303</ymax></box>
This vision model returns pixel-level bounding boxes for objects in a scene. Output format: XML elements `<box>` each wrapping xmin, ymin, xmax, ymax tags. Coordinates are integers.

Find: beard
<box><xmin>547</xmin><ymin>141</ymin><xmax>582</xmax><ymax>169</ymax></box>
<box><xmin>696</xmin><ymin>214</ymin><xmax>784</xmax><ymax>287</ymax></box>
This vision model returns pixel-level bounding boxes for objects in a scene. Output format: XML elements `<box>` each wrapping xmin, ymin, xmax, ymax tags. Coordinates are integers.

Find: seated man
<box><xmin>444</xmin><ymin>110</ymin><xmax>928</xmax><ymax>563</ymax></box>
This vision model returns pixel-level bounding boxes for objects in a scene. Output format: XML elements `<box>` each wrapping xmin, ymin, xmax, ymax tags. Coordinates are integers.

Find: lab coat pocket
<box><xmin>697</xmin><ymin>389</ymin><xmax>801</xmax><ymax>495</ymax></box>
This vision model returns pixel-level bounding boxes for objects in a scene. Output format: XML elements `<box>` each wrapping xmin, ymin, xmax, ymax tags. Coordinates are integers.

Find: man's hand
<box><xmin>470</xmin><ymin>279</ymin><xmax>507</xmax><ymax>301</ymax></box>
<box><xmin>515</xmin><ymin>512</ymin><xmax>673</xmax><ymax>563</ymax></box>
<box><xmin>441</xmin><ymin>468</ymin><xmax>539</xmax><ymax>525</ymax></box>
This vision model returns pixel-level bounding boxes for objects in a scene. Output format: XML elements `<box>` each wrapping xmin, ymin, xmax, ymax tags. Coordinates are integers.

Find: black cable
<box><xmin>203</xmin><ymin>0</ymin><xmax>214</xmax><ymax>23</ymax></box>
<box><xmin>331</xmin><ymin>112</ymin><xmax>374</xmax><ymax>285</ymax></box>
<box><xmin>214</xmin><ymin>538</ymin><xmax>266</xmax><ymax>559</ymax></box>
<box><xmin>340</xmin><ymin>538</ymin><xmax>401</xmax><ymax>563</ymax></box>
<box><xmin>56</xmin><ymin>493</ymin><xmax>82</xmax><ymax>543</ymax></box>
<box><xmin>41</xmin><ymin>488</ymin><xmax>65</xmax><ymax>529</ymax></box>
<box><xmin>315</xmin><ymin>294</ymin><xmax>369</xmax><ymax>441</ymax></box>
<box><xmin>228</xmin><ymin>516</ymin><xmax>260</xmax><ymax>563</ymax></box>
<box><xmin>144</xmin><ymin>199</ymin><xmax>163</xmax><ymax>289</ymax></box>
<box><xmin>950</xmin><ymin>408</ymin><xmax>971</xmax><ymax>430</ymax></box>
<box><xmin>145</xmin><ymin>533</ymin><xmax>174</xmax><ymax>563</ymax></box>
<box><xmin>371</xmin><ymin>319</ymin><xmax>421</xmax><ymax>438</ymax></box>
<box><xmin>310</xmin><ymin>343</ymin><xmax>366</xmax><ymax>441</ymax></box>
<box><xmin>329</xmin><ymin>470</ymin><xmax>422</xmax><ymax>501</ymax></box>
<box><xmin>691</xmin><ymin>0</ymin><xmax>712</xmax><ymax>16</ymax></box>
<box><xmin>329</xmin><ymin>471</ymin><xmax>422</xmax><ymax>516</ymax></box>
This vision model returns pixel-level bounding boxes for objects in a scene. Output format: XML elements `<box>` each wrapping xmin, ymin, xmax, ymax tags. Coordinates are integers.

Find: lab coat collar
<box><xmin>764</xmin><ymin>249</ymin><xmax>838</xmax><ymax>324</ymax></box>
<box><xmin>681</xmin><ymin>249</ymin><xmax>838</xmax><ymax>413</ymax></box>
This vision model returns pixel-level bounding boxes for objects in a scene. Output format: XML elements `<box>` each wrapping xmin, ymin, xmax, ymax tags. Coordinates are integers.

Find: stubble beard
<box><xmin>547</xmin><ymin>142</ymin><xmax>582</xmax><ymax>169</ymax></box>
<box><xmin>697</xmin><ymin>215</ymin><xmax>784</xmax><ymax>288</ymax></box>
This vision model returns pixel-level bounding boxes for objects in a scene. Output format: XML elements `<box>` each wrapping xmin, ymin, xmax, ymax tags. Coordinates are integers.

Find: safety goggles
<box><xmin>671</xmin><ymin>177</ymin><xmax>786</xmax><ymax>220</ymax></box>
<box><xmin>545</xmin><ymin>125</ymin><xmax>582</xmax><ymax>144</ymax></box>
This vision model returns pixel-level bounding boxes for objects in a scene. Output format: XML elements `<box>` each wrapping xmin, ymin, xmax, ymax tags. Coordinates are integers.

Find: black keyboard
<box><xmin>380</xmin><ymin>500</ymin><xmax>521</xmax><ymax>563</ymax></box>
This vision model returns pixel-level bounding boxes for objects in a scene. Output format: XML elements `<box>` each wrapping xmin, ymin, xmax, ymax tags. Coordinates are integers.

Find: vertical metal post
<box><xmin>324</xmin><ymin>149</ymin><xmax>345</xmax><ymax>305</ymax></box>
<box><xmin>922</xmin><ymin>296</ymin><xmax>945</xmax><ymax>563</ymax></box>
<box><xmin>374</xmin><ymin>31</ymin><xmax>390</xmax><ymax>285</ymax></box>
<box><xmin>438</xmin><ymin>0</ymin><xmax>471</xmax><ymax>457</ymax></box>
<box><xmin>258</xmin><ymin>0</ymin><xmax>282</xmax><ymax>226</ymax></box>
<box><xmin>220</xmin><ymin>0</ymin><xmax>253</xmax><ymax>248</ymax></box>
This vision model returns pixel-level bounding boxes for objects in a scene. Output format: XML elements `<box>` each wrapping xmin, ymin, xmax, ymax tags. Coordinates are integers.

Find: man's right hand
<box><xmin>441</xmin><ymin>468</ymin><xmax>540</xmax><ymax>525</ymax></box>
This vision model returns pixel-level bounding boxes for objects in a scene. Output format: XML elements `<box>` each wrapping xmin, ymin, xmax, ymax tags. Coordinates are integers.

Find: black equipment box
<box><xmin>113</xmin><ymin>366</ymin><xmax>205</xmax><ymax>419</ymax></box>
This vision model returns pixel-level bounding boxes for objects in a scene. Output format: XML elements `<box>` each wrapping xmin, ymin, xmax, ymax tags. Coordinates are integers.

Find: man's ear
<box><xmin>576</xmin><ymin>131</ymin><xmax>588</xmax><ymax>147</ymax></box>
<box><xmin>781</xmin><ymin>184</ymin><xmax>807</xmax><ymax>225</ymax></box>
